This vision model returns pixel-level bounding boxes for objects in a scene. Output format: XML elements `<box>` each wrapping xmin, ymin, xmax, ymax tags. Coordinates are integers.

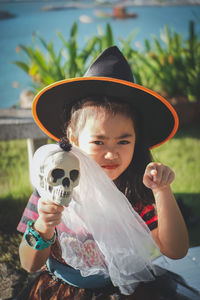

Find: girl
<box><xmin>17</xmin><ymin>46</ymin><xmax>190</xmax><ymax>299</ymax></box>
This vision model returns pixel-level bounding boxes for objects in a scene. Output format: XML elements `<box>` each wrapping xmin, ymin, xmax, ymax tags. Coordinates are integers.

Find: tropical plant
<box><xmin>127</xmin><ymin>21</ymin><xmax>200</xmax><ymax>102</ymax></box>
<box><xmin>13</xmin><ymin>21</ymin><xmax>200</xmax><ymax>102</ymax></box>
<box><xmin>13</xmin><ymin>23</ymin><xmax>115</xmax><ymax>93</ymax></box>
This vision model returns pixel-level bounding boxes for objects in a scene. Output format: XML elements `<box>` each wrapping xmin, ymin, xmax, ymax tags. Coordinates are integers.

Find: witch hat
<box><xmin>32</xmin><ymin>46</ymin><xmax>178</xmax><ymax>148</ymax></box>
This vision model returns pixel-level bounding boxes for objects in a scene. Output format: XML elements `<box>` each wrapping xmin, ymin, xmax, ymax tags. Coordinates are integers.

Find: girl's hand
<box><xmin>143</xmin><ymin>162</ymin><xmax>175</xmax><ymax>192</ymax></box>
<box><xmin>34</xmin><ymin>197</ymin><xmax>64</xmax><ymax>239</ymax></box>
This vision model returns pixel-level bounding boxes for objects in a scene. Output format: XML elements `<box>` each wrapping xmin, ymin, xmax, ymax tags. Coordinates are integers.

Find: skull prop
<box><xmin>39</xmin><ymin>151</ymin><xmax>80</xmax><ymax>206</ymax></box>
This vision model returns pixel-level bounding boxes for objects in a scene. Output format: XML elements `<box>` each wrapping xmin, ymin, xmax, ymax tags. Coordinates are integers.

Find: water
<box><xmin>0</xmin><ymin>2</ymin><xmax>200</xmax><ymax>108</ymax></box>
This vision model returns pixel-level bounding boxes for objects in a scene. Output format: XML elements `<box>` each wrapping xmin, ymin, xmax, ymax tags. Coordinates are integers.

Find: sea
<box><xmin>0</xmin><ymin>1</ymin><xmax>200</xmax><ymax>108</ymax></box>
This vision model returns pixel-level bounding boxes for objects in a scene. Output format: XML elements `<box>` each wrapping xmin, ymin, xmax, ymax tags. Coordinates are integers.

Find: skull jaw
<box><xmin>52</xmin><ymin>193</ymin><xmax>72</xmax><ymax>206</ymax></box>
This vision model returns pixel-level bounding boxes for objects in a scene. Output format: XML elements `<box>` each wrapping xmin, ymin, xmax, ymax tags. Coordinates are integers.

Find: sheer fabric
<box><xmin>31</xmin><ymin>144</ymin><xmax>159</xmax><ymax>295</ymax></box>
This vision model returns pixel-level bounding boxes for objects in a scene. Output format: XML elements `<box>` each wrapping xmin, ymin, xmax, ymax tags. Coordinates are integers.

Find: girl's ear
<box><xmin>69</xmin><ymin>133</ymin><xmax>79</xmax><ymax>146</ymax></box>
<box><xmin>67</xmin><ymin>127</ymin><xmax>79</xmax><ymax>146</ymax></box>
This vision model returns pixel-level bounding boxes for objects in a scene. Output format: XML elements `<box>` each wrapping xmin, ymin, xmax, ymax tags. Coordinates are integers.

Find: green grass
<box><xmin>152</xmin><ymin>122</ymin><xmax>200</xmax><ymax>194</ymax></box>
<box><xmin>0</xmin><ymin>122</ymin><xmax>200</xmax><ymax>270</ymax></box>
<box><xmin>152</xmin><ymin>122</ymin><xmax>200</xmax><ymax>247</ymax></box>
<box><xmin>0</xmin><ymin>140</ymin><xmax>33</xmax><ymax>269</ymax></box>
<box><xmin>0</xmin><ymin>139</ymin><xmax>33</xmax><ymax>198</ymax></box>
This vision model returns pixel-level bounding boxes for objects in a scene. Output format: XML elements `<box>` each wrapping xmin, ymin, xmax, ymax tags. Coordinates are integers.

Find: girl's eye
<box><xmin>91</xmin><ymin>141</ymin><xmax>104</xmax><ymax>145</ymax></box>
<box><xmin>118</xmin><ymin>140</ymin><xmax>130</xmax><ymax>145</ymax></box>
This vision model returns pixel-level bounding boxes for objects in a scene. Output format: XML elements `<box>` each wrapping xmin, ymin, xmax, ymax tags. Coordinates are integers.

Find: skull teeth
<box><xmin>48</xmin><ymin>185</ymin><xmax>71</xmax><ymax>198</ymax></box>
<box><xmin>59</xmin><ymin>191</ymin><xmax>71</xmax><ymax>198</ymax></box>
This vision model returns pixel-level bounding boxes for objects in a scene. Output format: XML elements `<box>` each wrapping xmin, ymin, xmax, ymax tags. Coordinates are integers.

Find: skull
<box><xmin>39</xmin><ymin>151</ymin><xmax>80</xmax><ymax>206</ymax></box>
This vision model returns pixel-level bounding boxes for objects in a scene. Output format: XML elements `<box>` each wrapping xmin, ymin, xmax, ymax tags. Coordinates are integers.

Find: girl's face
<box><xmin>77</xmin><ymin>111</ymin><xmax>136</xmax><ymax>180</ymax></box>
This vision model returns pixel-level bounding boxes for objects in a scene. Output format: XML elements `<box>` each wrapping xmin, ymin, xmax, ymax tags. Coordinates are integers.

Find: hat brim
<box><xmin>32</xmin><ymin>77</ymin><xmax>179</xmax><ymax>149</ymax></box>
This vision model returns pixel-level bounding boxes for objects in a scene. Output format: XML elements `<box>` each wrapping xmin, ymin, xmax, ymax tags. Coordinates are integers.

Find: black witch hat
<box><xmin>32</xmin><ymin>46</ymin><xmax>179</xmax><ymax>149</ymax></box>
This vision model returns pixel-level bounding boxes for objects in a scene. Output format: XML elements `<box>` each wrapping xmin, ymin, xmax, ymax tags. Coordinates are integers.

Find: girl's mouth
<box><xmin>102</xmin><ymin>164</ymin><xmax>119</xmax><ymax>170</ymax></box>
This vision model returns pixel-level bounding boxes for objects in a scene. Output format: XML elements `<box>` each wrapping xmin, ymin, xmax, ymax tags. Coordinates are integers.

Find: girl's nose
<box><xmin>104</xmin><ymin>150</ymin><xmax>119</xmax><ymax>160</ymax></box>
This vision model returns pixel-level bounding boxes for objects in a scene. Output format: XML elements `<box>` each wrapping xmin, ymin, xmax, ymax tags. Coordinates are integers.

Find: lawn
<box><xmin>152</xmin><ymin>123</ymin><xmax>200</xmax><ymax>194</ymax></box>
<box><xmin>152</xmin><ymin>121</ymin><xmax>200</xmax><ymax>247</ymax></box>
<box><xmin>0</xmin><ymin>121</ymin><xmax>200</xmax><ymax>270</ymax></box>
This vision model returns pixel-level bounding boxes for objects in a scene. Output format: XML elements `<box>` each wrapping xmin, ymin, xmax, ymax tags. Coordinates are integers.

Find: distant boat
<box><xmin>95</xmin><ymin>5</ymin><xmax>138</xmax><ymax>19</ymax></box>
<box><xmin>95</xmin><ymin>0</ymin><xmax>118</xmax><ymax>3</ymax></box>
<box><xmin>41</xmin><ymin>4</ymin><xmax>78</xmax><ymax>11</ymax></box>
<box><xmin>79</xmin><ymin>15</ymin><xmax>93</xmax><ymax>23</ymax></box>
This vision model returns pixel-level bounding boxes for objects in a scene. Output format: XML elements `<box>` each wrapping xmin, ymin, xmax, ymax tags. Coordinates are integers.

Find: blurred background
<box><xmin>0</xmin><ymin>0</ymin><xmax>200</xmax><ymax>108</ymax></box>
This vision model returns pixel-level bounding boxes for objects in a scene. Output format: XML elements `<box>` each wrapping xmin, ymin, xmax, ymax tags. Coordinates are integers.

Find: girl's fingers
<box><xmin>143</xmin><ymin>163</ymin><xmax>160</xmax><ymax>188</ymax></box>
<box><xmin>37</xmin><ymin>197</ymin><xmax>64</xmax><ymax>227</ymax></box>
<box><xmin>167</xmin><ymin>169</ymin><xmax>175</xmax><ymax>185</ymax></box>
<box><xmin>157</xmin><ymin>166</ymin><xmax>175</xmax><ymax>187</ymax></box>
<box><xmin>36</xmin><ymin>216</ymin><xmax>61</xmax><ymax>230</ymax></box>
<box><xmin>43</xmin><ymin>217</ymin><xmax>61</xmax><ymax>227</ymax></box>
<box><xmin>39</xmin><ymin>212</ymin><xmax>62</xmax><ymax>220</ymax></box>
<box><xmin>144</xmin><ymin>163</ymin><xmax>175</xmax><ymax>190</ymax></box>
<box><xmin>150</xmin><ymin>169</ymin><xmax>157</xmax><ymax>176</ymax></box>
<box><xmin>151</xmin><ymin>168</ymin><xmax>163</xmax><ymax>186</ymax></box>
<box><xmin>38</xmin><ymin>212</ymin><xmax>62</xmax><ymax>227</ymax></box>
<box><xmin>38</xmin><ymin>198</ymin><xmax>64</xmax><ymax>214</ymax></box>
<box><xmin>39</xmin><ymin>204</ymin><xmax>64</xmax><ymax>214</ymax></box>
<box><xmin>155</xmin><ymin>166</ymin><xmax>169</xmax><ymax>186</ymax></box>
<box><xmin>143</xmin><ymin>171</ymin><xmax>156</xmax><ymax>189</ymax></box>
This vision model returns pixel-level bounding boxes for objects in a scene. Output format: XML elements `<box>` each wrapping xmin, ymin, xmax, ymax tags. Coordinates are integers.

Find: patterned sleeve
<box><xmin>17</xmin><ymin>189</ymin><xmax>40</xmax><ymax>233</ymax></box>
<box><xmin>134</xmin><ymin>203</ymin><xmax>158</xmax><ymax>231</ymax></box>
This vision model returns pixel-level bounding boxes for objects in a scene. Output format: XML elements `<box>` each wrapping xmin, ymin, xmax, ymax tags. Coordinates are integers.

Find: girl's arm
<box><xmin>143</xmin><ymin>163</ymin><xmax>189</xmax><ymax>259</ymax></box>
<box><xmin>19</xmin><ymin>198</ymin><xmax>64</xmax><ymax>272</ymax></box>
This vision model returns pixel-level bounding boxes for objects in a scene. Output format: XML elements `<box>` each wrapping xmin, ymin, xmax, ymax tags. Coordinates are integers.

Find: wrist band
<box><xmin>25</xmin><ymin>220</ymin><xmax>56</xmax><ymax>250</ymax></box>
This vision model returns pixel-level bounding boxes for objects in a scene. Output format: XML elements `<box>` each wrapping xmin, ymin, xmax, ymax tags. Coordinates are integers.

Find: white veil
<box><xmin>31</xmin><ymin>144</ymin><xmax>160</xmax><ymax>295</ymax></box>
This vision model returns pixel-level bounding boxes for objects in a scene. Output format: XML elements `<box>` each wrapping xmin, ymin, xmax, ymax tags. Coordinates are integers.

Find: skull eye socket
<box><xmin>62</xmin><ymin>177</ymin><xmax>70</xmax><ymax>188</ymax></box>
<box><xmin>51</xmin><ymin>168</ymin><xmax>65</xmax><ymax>183</ymax></box>
<box><xmin>70</xmin><ymin>170</ymin><xmax>79</xmax><ymax>182</ymax></box>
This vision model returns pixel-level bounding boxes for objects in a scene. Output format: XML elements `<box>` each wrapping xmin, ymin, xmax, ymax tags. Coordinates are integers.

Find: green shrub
<box><xmin>129</xmin><ymin>21</ymin><xmax>200</xmax><ymax>102</ymax></box>
<box><xmin>13</xmin><ymin>23</ymin><xmax>114</xmax><ymax>93</ymax></box>
<box><xmin>13</xmin><ymin>21</ymin><xmax>200</xmax><ymax>102</ymax></box>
